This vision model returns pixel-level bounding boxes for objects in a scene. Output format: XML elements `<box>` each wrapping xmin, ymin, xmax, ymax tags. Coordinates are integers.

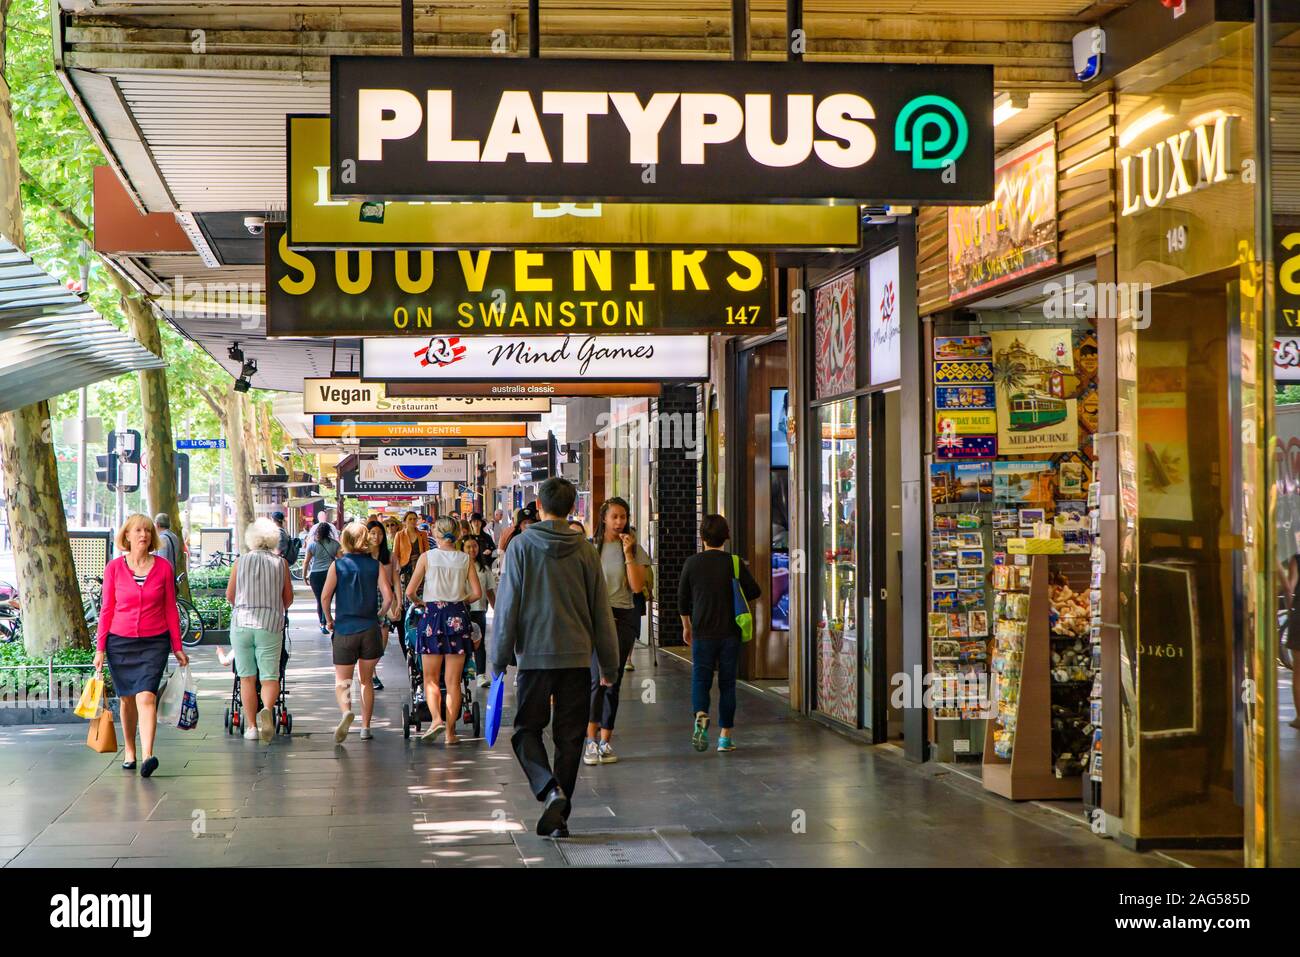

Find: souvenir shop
<box><xmin>914</xmin><ymin>92</ymin><xmax>1119</xmax><ymax>815</ymax></box>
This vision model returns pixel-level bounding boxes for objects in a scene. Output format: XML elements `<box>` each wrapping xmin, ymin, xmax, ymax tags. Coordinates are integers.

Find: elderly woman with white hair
<box><xmin>225</xmin><ymin>517</ymin><xmax>294</xmax><ymax>744</ymax></box>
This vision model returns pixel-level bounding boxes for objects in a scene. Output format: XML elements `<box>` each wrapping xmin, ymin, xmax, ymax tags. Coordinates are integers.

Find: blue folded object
<box><xmin>486</xmin><ymin>673</ymin><xmax>505</xmax><ymax>747</ymax></box>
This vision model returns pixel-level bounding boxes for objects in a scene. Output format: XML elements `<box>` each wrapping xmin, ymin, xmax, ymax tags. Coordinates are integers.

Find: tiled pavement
<box><xmin>0</xmin><ymin>585</ymin><xmax>1174</xmax><ymax>868</ymax></box>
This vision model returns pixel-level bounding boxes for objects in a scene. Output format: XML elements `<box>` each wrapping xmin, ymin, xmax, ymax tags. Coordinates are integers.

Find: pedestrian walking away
<box><xmin>406</xmin><ymin>516</ymin><xmax>481</xmax><ymax>744</ymax></box>
<box><xmin>152</xmin><ymin>512</ymin><xmax>184</xmax><ymax>576</ymax></box>
<box><xmin>305</xmin><ymin>522</ymin><xmax>341</xmax><ymax>634</ymax></box>
<box><xmin>366</xmin><ymin>519</ymin><xmax>395</xmax><ymax>691</ymax></box>
<box><xmin>458</xmin><ymin>534</ymin><xmax>496</xmax><ymax>688</ymax></box>
<box><xmin>321</xmin><ymin>522</ymin><xmax>400</xmax><ymax>742</ymax></box>
<box><xmin>226</xmin><ymin>518</ymin><xmax>294</xmax><ymax>744</ymax></box>
<box><xmin>492</xmin><ymin>477</ymin><xmax>619</xmax><ymax>838</ymax></box>
<box><xmin>584</xmin><ymin>496</ymin><xmax>652</xmax><ymax>767</ymax></box>
<box><xmin>679</xmin><ymin>514</ymin><xmax>761</xmax><ymax>754</ymax></box>
<box><xmin>94</xmin><ymin>514</ymin><xmax>188</xmax><ymax>778</ymax></box>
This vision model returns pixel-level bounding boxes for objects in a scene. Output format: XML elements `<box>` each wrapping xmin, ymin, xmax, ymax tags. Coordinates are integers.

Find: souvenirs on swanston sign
<box><xmin>265</xmin><ymin>223</ymin><xmax>771</xmax><ymax>337</ymax></box>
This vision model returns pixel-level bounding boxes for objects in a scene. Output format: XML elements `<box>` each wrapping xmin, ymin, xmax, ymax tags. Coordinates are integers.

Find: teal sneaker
<box><xmin>692</xmin><ymin>712</ymin><xmax>709</xmax><ymax>752</ymax></box>
<box><xmin>717</xmin><ymin>736</ymin><xmax>735</xmax><ymax>753</ymax></box>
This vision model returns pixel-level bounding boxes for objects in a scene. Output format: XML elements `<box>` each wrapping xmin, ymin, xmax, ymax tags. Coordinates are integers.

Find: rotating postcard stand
<box><xmin>983</xmin><ymin>553</ymin><xmax>1079</xmax><ymax>800</ymax></box>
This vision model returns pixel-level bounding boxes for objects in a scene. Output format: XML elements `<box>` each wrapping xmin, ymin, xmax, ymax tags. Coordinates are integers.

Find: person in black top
<box><xmin>678</xmin><ymin>514</ymin><xmax>760</xmax><ymax>754</ymax></box>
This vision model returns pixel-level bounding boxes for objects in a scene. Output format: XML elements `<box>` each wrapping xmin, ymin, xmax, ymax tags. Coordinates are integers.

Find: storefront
<box><xmin>914</xmin><ymin>92</ymin><xmax>1119</xmax><ymax>815</ymax></box>
<box><xmin>785</xmin><ymin>228</ymin><xmax>905</xmax><ymax>740</ymax></box>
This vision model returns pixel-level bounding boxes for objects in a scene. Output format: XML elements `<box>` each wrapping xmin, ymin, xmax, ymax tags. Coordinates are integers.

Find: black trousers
<box><xmin>308</xmin><ymin>569</ymin><xmax>329</xmax><ymax>627</ymax></box>
<box><xmin>512</xmin><ymin>668</ymin><xmax>590</xmax><ymax>815</ymax></box>
<box><xmin>588</xmin><ymin>606</ymin><xmax>641</xmax><ymax>731</ymax></box>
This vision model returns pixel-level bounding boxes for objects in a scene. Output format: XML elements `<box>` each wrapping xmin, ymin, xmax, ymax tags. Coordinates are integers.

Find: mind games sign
<box><xmin>265</xmin><ymin>223</ymin><xmax>771</xmax><ymax>337</ymax></box>
<box><xmin>330</xmin><ymin>57</ymin><xmax>994</xmax><ymax>204</ymax></box>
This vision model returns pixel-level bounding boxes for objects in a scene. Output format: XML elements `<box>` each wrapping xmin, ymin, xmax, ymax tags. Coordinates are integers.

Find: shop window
<box><xmin>817</xmin><ymin>398</ymin><xmax>859</xmax><ymax>726</ymax></box>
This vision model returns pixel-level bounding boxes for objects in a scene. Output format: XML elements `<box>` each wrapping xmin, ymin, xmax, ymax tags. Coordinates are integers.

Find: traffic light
<box><xmin>528</xmin><ymin>434</ymin><xmax>558</xmax><ymax>483</ymax></box>
<box><xmin>95</xmin><ymin>453</ymin><xmax>113</xmax><ymax>487</ymax></box>
<box><xmin>99</xmin><ymin>429</ymin><xmax>142</xmax><ymax>493</ymax></box>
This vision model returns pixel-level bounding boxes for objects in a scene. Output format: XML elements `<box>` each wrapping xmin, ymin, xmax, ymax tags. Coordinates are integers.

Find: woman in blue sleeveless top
<box><xmin>321</xmin><ymin>522</ymin><xmax>399</xmax><ymax>743</ymax></box>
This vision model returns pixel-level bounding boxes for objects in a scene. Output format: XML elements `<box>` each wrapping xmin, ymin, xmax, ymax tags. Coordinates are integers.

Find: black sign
<box><xmin>330</xmin><ymin>56</ymin><xmax>994</xmax><ymax>204</ymax></box>
<box><xmin>338</xmin><ymin>474</ymin><xmax>441</xmax><ymax>495</ymax></box>
<box><xmin>266</xmin><ymin>223</ymin><xmax>771</xmax><ymax>337</ymax></box>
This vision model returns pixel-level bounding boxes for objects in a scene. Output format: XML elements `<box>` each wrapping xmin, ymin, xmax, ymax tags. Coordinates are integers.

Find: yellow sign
<box><xmin>287</xmin><ymin>116</ymin><xmax>861</xmax><ymax>250</ymax></box>
<box><xmin>935</xmin><ymin>409</ymin><xmax>997</xmax><ymax>435</ymax></box>
<box><xmin>1007</xmin><ymin>538</ymin><xmax>1063</xmax><ymax>555</ymax></box>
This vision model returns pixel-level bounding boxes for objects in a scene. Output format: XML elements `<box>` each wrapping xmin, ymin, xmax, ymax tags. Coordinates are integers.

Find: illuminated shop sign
<box><xmin>1120</xmin><ymin>112</ymin><xmax>1239</xmax><ymax>217</ymax></box>
<box><xmin>266</xmin><ymin>223</ymin><xmax>771</xmax><ymax>336</ymax></box>
<box><xmin>287</xmin><ymin>116</ymin><xmax>859</xmax><ymax>249</ymax></box>
<box><xmin>301</xmin><ymin>377</ymin><xmax>551</xmax><ymax>414</ymax></box>
<box><xmin>330</xmin><ymin>57</ymin><xmax>994</xmax><ymax>204</ymax></box>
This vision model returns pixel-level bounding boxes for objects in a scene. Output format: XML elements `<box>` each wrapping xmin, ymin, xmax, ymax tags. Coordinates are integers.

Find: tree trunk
<box><xmin>0</xmin><ymin>405</ymin><xmax>90</xmax><ymax>654</ymax></box>
<box><xmin>0</xmin><ymin>13</ymin><xmax>89</xmax><ymax>654</ymax></box>
<box><xmin>223</xmin><ymin>389</ymin><xmax>255</xmax><ymax>548</ymax></box>
<box><xmin>258</xmin><ymin>403</ymin><xmax>277</xmax><ymax>474</ymax></box>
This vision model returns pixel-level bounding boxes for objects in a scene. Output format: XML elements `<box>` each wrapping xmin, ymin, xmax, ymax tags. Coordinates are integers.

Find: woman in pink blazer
<box><xmin>92</xmin><ymin>514</ymin><xmax>188</xmax><ymax>778</ymax></box>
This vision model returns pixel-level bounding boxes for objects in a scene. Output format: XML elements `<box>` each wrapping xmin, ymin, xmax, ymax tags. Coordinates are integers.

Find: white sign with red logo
<box><xmin>1276</xmin><ymin>337</ymin><xmax>1300</xmax><ymax>382</ymax></box>
<box><xmin>868</xmin><ymin>246</ymin><xmax>901</xmax><ymax>385</ymax></box>
<box><xmin>361</xmin><ymin>334</ymin><xmax>709</xmax><ymax>382</ymax></box>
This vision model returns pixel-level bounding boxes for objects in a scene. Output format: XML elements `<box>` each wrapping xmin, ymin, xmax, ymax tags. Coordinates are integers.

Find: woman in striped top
<box><xmin>226</xmin><ymin>518</ymin><xmax>294</xmax><ymax>744</ymax></box>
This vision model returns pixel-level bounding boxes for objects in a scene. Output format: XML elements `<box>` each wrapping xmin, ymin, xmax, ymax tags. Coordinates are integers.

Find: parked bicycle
<box><xmin>204</xmin><ymin>550</ymin><xmax>236</xmax><ymax>569</ymax></box>
<box><xmin>175</xmin><ymin>571</ymin><xmax>207</xmax><ymax>648</ymax></box>
<box><xmin>0</xmin><ymin>580</ymin><xmax>20</xmax><ymax>644</ymax></box>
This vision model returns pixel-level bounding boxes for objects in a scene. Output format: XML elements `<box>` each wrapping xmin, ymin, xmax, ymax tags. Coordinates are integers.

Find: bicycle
<box><xmin>81</xmin><ymin>576</ymin><xmax>103</xmax><ymax>631</ymax></box>
<box><xmin>289</xmin><ymin>557</ymin><xmax>305</xmax><ymax>582</ymax></box>
<box><xmin>204</xmin><ymin>550</ymin><xmax>236</xmax><ymax>570</ymax></box>
<box><xmin>175</xmin><ymin>572</ymin><xmax>207</xmax><ymax>648</ymax></box>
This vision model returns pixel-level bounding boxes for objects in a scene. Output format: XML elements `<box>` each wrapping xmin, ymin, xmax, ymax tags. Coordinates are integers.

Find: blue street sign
<box><xmin>177</xmin><ymin>439</ymin><xmax>226</xmax><ymax>450</ymax></box>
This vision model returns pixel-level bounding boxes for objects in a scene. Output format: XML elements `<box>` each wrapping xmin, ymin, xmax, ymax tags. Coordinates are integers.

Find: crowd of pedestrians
<box><xmin>91</xmin><ymin>479</ymin><xmax>760</xmax><ymax>838</ymax></box>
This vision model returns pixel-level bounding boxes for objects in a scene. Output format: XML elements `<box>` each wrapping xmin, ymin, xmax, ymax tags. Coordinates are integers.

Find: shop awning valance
<box><xmin>0</xmin><ymin>237</ymin><xmax>165</xmax><ymax>413</ymax></box>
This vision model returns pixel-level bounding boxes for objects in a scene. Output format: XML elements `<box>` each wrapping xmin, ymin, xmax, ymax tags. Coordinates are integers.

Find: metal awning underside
<box><xmin>0</xmin><ymin>238</ymin><xmax>166</xmax><ymax>414</ymax></box>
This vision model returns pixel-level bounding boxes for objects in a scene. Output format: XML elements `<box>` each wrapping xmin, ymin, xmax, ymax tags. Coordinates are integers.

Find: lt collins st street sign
<box><xmin>266</xmin><ymin>223</ymin><xmax>771</xmax><ymax>337</ymax></box>
<box><xmin>330</xmin><ymin>57</ymin><xmax>994</xmax><ymax>204</ymax></box>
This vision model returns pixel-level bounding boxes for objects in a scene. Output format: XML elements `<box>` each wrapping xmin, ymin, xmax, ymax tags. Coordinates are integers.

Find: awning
<box><xmin>0</xmin><ymin>238</ymin><xmax>166</xmax><ymax>413</ymax></box>
<box><xmin>285</xmin><ymin>496</ymin><xmax>326</xmax><ymax>509</ymax></box>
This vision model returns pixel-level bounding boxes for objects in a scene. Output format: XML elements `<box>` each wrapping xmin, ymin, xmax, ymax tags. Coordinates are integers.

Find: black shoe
<box><xmin>372</xmin><ymin>676</ymin><xmax>384</xmax><ymax>691</ymax></box>
<box><xmin>535</xmin><ymin>787</ymin><xmax>569</xmax><ymax>836</ymax></box>
<box><xmin>140</xmin><ymin>756</ymin><xmax>159</xmax><ymax>779</ymax></box>
<box><xmin>547</xmin><ymin>825</ymin><xmax>570</xmax><ymax>839</ymax></box>
<box><xmin>121</xmin><ymin>760</ymin><xmax>136</xmax><ymax>771</ymax></box>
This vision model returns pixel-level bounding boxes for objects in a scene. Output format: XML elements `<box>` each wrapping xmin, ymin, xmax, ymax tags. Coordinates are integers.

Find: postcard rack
<box><xmin>983</xmin><ymin>554</ymin><xmax>1079</xmax><ymax>800</ymax></box>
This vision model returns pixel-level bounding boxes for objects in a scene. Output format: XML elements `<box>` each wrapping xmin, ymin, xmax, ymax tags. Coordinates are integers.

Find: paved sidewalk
<box><xmin>0</xmin><ymin>585</ymin><xmax>1170</xmax><ymax>868</ymax></box>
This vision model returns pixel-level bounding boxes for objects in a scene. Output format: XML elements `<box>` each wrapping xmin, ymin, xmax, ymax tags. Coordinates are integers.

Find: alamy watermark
<box><xmin>1043</xmin><ymin>273</ymin><xmax>1151</xmax><ymax>330</ymax></box>
<box><xmin>595</xmin><ymin>410</ymin><xmax>705</xmax><ymax>460</ymax></box>
<box><xmin>159</xmin><ymin>275</ymin><xmax>263</xmax><ymax>328</ymax></box>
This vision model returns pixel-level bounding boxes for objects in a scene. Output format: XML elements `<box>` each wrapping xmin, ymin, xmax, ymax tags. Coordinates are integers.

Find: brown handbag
<box><xmin>86</xmin><ymin>709</ymin><xmax>118</xmax><ymax>754</ymax></box>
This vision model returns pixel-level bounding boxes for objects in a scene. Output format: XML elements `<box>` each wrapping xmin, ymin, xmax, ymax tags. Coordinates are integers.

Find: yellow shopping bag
<box><xmin>74</xmin><ymin>675</ymin><xmax>104</xmax><ymax>720</ymax></box>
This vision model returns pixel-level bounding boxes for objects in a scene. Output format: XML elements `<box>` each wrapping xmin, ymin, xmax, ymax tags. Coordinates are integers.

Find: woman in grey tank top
<box><xmin>226</xmin><ymin>518</ymin><xmax>294</xmax><ymax>743</ymax></box>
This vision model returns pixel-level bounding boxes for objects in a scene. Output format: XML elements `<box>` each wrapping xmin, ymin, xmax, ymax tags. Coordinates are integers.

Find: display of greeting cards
<box><xmin>968</xmin><ymin>610</ymin><xmax>989</xmax><ymax>636</ymax></box>
<box><xmin>932</xmin><ymin>590</ymin><xmax>958</xmax><ymax>611</ymax></box>
<box><xmin>1019</xmin><ymin>508</ymin><xmax>1045</xmax><ymax>525</ymax></box>
<box><xmin>1058</xmin><ymin>459</ymin><xmax>1087</xmax><ymax>499</ymax></box>
<box><xmin>958</xmin><ymin>532</ymin><xmax>983</xmax><ymax>548</ymax></box>
<box><xmin>947</xmin><ymin>613</ymin><xmax>969</xmax><ymax>638</ymax></box>
<box><xmin>993</xmin><ymin>460</ymin><xmax>1057</xmax><ymax>505</ymax></box>
<box><xmin>993</xmin><ymin>508</ymin><xmax>1020</xmax><ymax>528</ymax></box>
<box><xmin>958</xmin><ymin>570</ymin><xmax>985</xmax><ymax>590</ymax></box>
<box><xmin>957</xmin><ymin>589</ymin><xmax>986</xmax><ymax>610</ymax></box>
<box><xmin>933</xmin><ymin>639</ymin><xmax>961</xmax><ymax>658</ymax></box>
<box><xmin>1054</xmin><ymin>500</ymin><xmax>1088</xmax><ymax>528</ymax></box>
<box><xmin>958</xmin><ymin>548</ymin><xmax>985</xmax><ymax>568</ymax></box>
<box><xmin>933</xmin><ymin>569</ymin><xmax>958</xmax><ymax>589</ymax></box>
<box><xmin>956</xmin><ymin>513</ymin><xmax>982</xmax><ymax>529</ymax></box>
<box><xmin>933</xmin><ymin>551</ymin><xmax>957</xmax><ymax>570</ymax></box>
<box><xmin>934</xmin><ymin>335</ymin><xmax>992</xmax><ymax>362</ymax></box>
<box><xmin>928</xmin><ymin>612</ymin><xmax>950</xmax><ymax>637</ymax></box>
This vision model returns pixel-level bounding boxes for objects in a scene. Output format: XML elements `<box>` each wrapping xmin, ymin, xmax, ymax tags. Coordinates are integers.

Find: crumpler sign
<box><xmin>265</xmin><ymin>223</ymin><xmax>770</xmax><ymax>337</ymax></box>
<box><xmin>361</xmin><ymin>334</ymin><xmax>708</xmax><ymax>383</ymax></box>
<box><xmin>287</xmin><ymin>115</ymin><xmax>860</xmax><ymax>250</ymax></box>
<box><xmin>330</xmin><ymin>57</ymin><xmax>994</xmax><ymax>204</ymax></box>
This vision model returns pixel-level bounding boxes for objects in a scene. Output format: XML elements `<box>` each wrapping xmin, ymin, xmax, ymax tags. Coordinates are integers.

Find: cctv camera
<box><xmin>243</xmin><ymin>215</ymin><xmax>266</xmax><ymax>236</ymax></box>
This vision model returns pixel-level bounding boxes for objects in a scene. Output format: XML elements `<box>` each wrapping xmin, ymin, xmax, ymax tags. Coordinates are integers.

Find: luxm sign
<box><xmin>330</xmin><ymin>57</ymin><xmax>994</xmax><ymax>204</ymax></box>
<box><xmin>1120</xmin><ymin>112</ymin><xmax>1243</xmax><ymax>217</ymax></box>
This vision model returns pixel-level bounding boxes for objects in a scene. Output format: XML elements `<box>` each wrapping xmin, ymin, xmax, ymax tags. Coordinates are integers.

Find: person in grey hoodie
<box><xmin>492</xmin><ymin>477</ymin><xmax>620</xmax><ymax>838</ymax></box>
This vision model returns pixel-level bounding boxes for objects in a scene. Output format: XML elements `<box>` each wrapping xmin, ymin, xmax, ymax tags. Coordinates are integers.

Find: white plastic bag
<box><xmin>157</xmin><ymin>665</ymin><xmax>189</xmax><ymax>725</ymax></box>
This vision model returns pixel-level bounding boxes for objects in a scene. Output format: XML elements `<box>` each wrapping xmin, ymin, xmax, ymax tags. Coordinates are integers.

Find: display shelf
<box><xmin>983</xmin><ymin>554</ymin><xmax>1080</xmax><ymax>800</ymax></box>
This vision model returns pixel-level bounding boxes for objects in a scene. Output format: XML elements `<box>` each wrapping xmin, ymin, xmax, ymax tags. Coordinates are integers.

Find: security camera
<box><xmin>243</xmin><ymin>215</ymin><xmax>266</xmax><ymax>236</ymax></box>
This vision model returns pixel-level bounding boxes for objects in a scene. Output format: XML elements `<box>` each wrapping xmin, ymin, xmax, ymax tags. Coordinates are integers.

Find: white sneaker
<box><xmin>242</xmin><ymin>725</ymin><xmax>259</xmax><ymax>740</ymax></box>
<box><xmin>334</xmin><ymin>711</ymin><xmax>355</xmax><ymax>743</ymax></box>
<box><xmin>477</xmin><ymin>674</ymin><xmax>490</xmax><ymax>688</ymax></box>
<box><xmin>359</xmin><ymin>727</ymin><xmax>373</xmax><ymax>741</ymax></box>
<box><xmin>598</xmin><ymin>741</ymin><xmax>619</xmax><ymax>764</ymax></box>
<box><xmin>256</xmin><ymin>708</ymin><xmax>274</xmax><ymax>744</ymax></box>
<box><xmin>582</xmin><ymin>738</ymin><xmax>600</xmax><ymax>766</ymax></box>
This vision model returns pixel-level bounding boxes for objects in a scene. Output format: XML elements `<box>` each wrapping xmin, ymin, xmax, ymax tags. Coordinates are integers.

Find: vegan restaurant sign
<box><xmin>266</xmin><ymin>223</ymin><xmax>771</xmax><ymax>337</ymax></box>
<box><xmin>330</xmin><ymin>57</ymin><xmax>994</xmax><ymax>204</ymax></box>
<box><xmin>947</xmin><ymin>128</ymin><xmax>1058</xmax><ymax>300</ymax></box>
<box><xmin>287</xmin><ymin>116</ymin><xmax>859</xmax><ymax>250</ymax></box>
<box><xmin>302</xmin><ymin>377</ymin><xmax>551</xmax><ymax>415</ymax></box>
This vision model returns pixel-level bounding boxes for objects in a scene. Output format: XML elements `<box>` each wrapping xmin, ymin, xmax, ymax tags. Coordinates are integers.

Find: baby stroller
<box><xmin>400</xmin><ymin>604</ymin><xmax>482</xmax><ymax>740</ymax></box>
<box><xmin>223</xmin><ymin>628</ymin><xmax>293</xmax><ymax>736</ymax></box>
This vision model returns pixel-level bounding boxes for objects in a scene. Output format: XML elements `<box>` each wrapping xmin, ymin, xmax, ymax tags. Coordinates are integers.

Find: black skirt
<box><xmin>106</xmin><ymin>633</ymin><xmax>171</xmax><ymax>697</ymax></box>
